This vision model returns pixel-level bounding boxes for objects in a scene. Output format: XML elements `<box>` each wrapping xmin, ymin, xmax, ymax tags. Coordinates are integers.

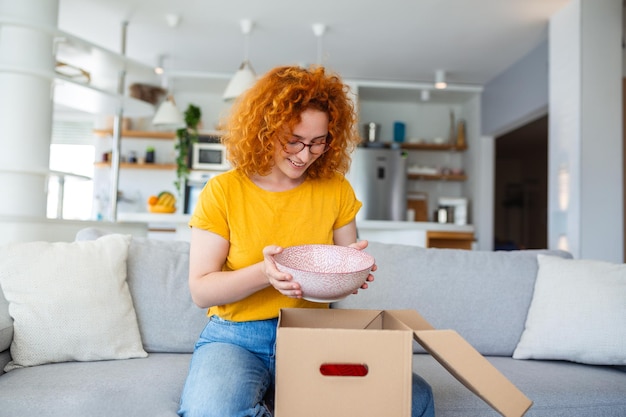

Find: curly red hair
<box><xmin>221</xmin><ymin>65</ymin><xmax>360</xmax><ymax>179</ymax></box>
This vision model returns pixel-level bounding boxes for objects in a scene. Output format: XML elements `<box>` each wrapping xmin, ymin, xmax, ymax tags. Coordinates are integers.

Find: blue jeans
<box><xmin>178</xmin><ymin>316</ymin><xmax>435</xmax><ymax>417</ymax></box>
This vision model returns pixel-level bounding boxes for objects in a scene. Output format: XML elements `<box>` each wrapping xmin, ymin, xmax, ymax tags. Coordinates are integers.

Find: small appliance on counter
<box><xmin>436</xmin><ymin>197</ymin><xmax>468</xmax><ymax>225</ymax></box>
<box><xmin>184</xmin><ymin>170</ymin><xmax>223</xmax><ymax>214</ymax></box>
<box><xmin>191</xmin><ymin>132</ymin><xmax>229</xmax><ymax>171</ymax></box>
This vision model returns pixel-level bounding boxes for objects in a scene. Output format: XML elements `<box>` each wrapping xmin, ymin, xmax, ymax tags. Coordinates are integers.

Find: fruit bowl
<box><xmin>274</xmin><ymin>244</ymin><xmax>375</xmax><ymax>303</ymax></box>
<box><xmin>147</xmin><ymin>205</ymin><xmax>176</xmax><ymax>214</ymax></box>
<box><xmin>147</xmin><ymin>191</ymin><xmax>176</xmax><ymax>214</ymax></box>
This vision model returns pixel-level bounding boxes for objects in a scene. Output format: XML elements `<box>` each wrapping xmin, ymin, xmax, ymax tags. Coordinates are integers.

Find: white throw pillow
<box><xmin>513</xmin><ymin>254</ymin><xmax>626</xmax><ymax>365</ymax></box>
<box><xmin>0</xmin><ymin>234</ymin><xmax>147</xmax><ymax>371</ymax></box>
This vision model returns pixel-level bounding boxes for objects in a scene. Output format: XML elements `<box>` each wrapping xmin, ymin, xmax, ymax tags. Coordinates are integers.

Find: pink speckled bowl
<box><xmin>274</xmin><ymin>244</ymin><xmax>375</xmax><ymax>303</ymax></box>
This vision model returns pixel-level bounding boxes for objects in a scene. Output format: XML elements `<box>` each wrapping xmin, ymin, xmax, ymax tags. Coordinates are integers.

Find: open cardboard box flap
<box><xmin>386</xmin><ymin>309</ymin><xmax>533</xmax><ymax>417</ymax></box>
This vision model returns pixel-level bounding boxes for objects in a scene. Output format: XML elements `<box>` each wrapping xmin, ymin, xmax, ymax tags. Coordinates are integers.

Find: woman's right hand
<box><xmin>263</xmin><ymin>245</ymin><xmax>303</xmax><ymax>299</ymax></box>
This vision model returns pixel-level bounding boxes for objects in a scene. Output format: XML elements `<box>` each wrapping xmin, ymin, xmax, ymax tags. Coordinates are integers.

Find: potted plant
<box><xmin>174</xmin><ymin>104</ymin><xmax>201</xmax><ymax>196</ymax></box>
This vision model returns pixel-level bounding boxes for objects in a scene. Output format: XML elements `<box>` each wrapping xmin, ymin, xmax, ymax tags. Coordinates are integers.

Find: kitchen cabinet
<box><xmin>426</xmin><ymin>230</ymin><xmax>474</xmax><ymax>250</ymax></box>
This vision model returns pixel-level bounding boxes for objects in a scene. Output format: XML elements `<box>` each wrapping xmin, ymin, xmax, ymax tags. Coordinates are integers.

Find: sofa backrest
<box><xmin>125</xmin><ymin>237</ymin><xmax>208</xmax><ymax>353</ymax></box>
<box><xmin>333</xmin><ymin>241</ymin><xmax>572</xmax><ymax>356</ymax></box>
<box><xmin>75</xmin><ymin>228</ymin><xmax>207</xmax><ymax>353</ymax></box>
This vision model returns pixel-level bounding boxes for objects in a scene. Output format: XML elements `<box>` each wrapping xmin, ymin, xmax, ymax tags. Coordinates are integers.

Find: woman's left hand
<box><xmin>348</xmin><ymin>240</ymin><xmax>376</xmax><ymax>292</ymax></box>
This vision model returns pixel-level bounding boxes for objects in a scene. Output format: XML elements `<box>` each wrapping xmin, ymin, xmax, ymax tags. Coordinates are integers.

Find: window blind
<box><xmin>51</xmin><ymin>120</ymin><xmax>94</xmax><ymax>145</ymax></box>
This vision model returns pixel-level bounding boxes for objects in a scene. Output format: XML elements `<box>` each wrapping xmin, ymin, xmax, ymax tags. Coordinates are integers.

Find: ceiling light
<box><xmin>420</xmin><ymin>89</ymin><xmax>430</xmax><ymax>101</ymax></box>
<box><xmin>435</xmin><ymin>70</ymin><xmax>447</xmax><ymax>89</ymax></box>
<box><xmin>223</xmin><ymin>19</ymin><xmax>257</xmax><ymax>100</ymax></box>
<box><xmin>165</xmin><ymin>14</ymin><xmax>181</xmax><ymax>29</ymax></box>
<box><xmin>153</xmin><ymin>95</ymin><xmax>184</xmax><ymax>129</ymax></box>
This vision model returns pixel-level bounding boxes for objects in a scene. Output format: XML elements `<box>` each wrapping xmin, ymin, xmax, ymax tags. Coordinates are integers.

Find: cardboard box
<box><xmin>275</xmin><ymin>308</ymin><xmax>532</xmax><ymax>417</ymax></box>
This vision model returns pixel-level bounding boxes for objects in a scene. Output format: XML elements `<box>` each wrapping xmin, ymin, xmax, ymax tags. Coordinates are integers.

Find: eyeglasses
<box><xmin>283</xmin><ymin>139</ymin><xmax>330</xmax><ymax>155</ymax></box>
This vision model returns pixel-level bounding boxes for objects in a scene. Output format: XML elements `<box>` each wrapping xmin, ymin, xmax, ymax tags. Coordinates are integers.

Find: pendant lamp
<box><xmin>223</xmin><ymin>19</ymin><xmax>257</xmax><ymax>100</ymax></box>
<box><xmin>153</xmin><ymin>95</ymin><xmax>184</xmax><ymax>129</ymax></box>
<box><xmin>152</xmin><ymin>55</ymin><xmax>184</xmax><ymax>129</ymax></box>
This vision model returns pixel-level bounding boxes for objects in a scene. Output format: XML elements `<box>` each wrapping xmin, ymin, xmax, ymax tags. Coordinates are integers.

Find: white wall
<box><xmin>549</xmin><ymin>0</ymin><xmax>623</xmax><ymax>261</ymax></box>
<box><xmin>481</xmin><ymin>41</ymin><xmax>549</xmax><ymax>137</ymax></box>
<box><xmin>480</xmin><ymin>0</ymin><xmax>624</xmax><ymax>260</ymax></box>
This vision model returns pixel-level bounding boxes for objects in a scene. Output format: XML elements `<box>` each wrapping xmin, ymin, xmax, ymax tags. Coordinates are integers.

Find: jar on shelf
<box><xmin>145</xmin><ymin>146</ymin><xmax>155</xmax><ymax>163</ymax></box>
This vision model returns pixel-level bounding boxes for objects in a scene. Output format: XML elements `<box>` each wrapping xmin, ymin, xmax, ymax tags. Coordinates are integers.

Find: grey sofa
<box><xmin>0</xmin><ymin>229</ymin><xmax>624</xmax><ymax>417</ymax></box>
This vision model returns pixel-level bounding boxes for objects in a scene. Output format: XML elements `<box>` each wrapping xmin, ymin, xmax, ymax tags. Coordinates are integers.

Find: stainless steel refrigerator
<box><xmin>346</xmin><ymin>147</ymin><xmax>407</xmax><ymax>221</ymax></box>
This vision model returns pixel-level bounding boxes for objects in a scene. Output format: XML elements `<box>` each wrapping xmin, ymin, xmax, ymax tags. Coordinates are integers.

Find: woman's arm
<box><xmin>333</xmin><ymin>219</ymin><xmax>358</xmax><ymax>246</ymax></box>
<box><xmin>188</xmin><ymin>227</ymin><xmax>304</xmax><ymax>308</ymax></box>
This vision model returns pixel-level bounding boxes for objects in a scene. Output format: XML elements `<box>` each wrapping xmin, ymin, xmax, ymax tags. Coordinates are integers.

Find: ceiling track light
<box><xmin>223</xmin><ymin>19</ymin><xmax>257</xmax><ymax>100</ymax></box>
<box><xmin>154</xmin><ymin>54</ymin><xmax>165</xmax><ymax>75</ymax></box>
<box><xmin>435</xmin><ymin>70</ymin><xmax>447</xmax><ymax>89</ymax></box>
<box><xmin>312</xmin><ymin>23</ymin><xmax>326</xmax><ymax>65</ymax></box>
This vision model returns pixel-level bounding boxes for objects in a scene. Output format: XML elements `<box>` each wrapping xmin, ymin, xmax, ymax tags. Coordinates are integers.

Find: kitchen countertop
<box><xmin>357</xmin><ymin>220</ymin><xmax>474</xmax><ymax>233</ymax></box>
<box><xmin>117</xmin><ymin>212</ymin><xmax>473</xmax><ymax>231</ymax></box>
<box><xmin>117</xmin><ymin>213</ymin><xmax>474</xmax><ymax>247</ymax></box>
<box><xmin>117</xmin><ymin>212</ymin><xmax>191</xmax><ymax>225</ymax></box>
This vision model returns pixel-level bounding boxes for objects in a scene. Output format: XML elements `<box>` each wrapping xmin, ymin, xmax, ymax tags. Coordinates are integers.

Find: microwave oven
<box><xmin>191</xmin><ymin>142</ymin><xmax>230</xmax><ymax>171</ymax></box>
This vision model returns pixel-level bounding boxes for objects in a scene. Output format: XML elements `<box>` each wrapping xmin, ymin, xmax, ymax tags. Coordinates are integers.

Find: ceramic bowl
<box><xmin>274</xmin><ymin>244</ymin><xmax>375</xmax><ymax>303</ymax></box>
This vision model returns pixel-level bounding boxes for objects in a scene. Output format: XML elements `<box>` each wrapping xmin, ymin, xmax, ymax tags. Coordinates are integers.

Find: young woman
<box><xmin>178</xmin><ymin>65</ymin><xmax>434</xmax><ymax>417</ymax></box>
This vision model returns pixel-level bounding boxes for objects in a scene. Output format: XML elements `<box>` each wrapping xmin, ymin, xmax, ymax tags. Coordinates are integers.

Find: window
<box><xmin>47</xmin><ymin>120</ymin><xmax>95</xmax><ymax>220</ymax></box>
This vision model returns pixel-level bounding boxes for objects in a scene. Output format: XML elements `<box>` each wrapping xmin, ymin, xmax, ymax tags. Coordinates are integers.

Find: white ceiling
<box><xmin>57</xmin><ymin>0</ymin><xmax>570</xmax><ymax>92</ymax></box>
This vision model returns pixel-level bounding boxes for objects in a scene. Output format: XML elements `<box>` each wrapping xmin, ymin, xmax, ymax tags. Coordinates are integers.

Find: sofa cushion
<box><xmin>76</xmin><ymin>228</ymin><xmax>208</xmax><ymax>353</ymax></box>
<box><xmin>0</xmin><ymin>234</ymin><xmax>147</xmax><ymax>372</ymax></box>
<box><xmin>414</xmin><ymin>354</ymin><xmax>626</xmax><ymax>416</ymax></box>
<box><xmin>334</xmin><ymin>242</ymin><xmax>571</xmax><ymax>356</ymax></box>
<box><xmin>513</xmin><ymin>254</ymin><xmax>626</xmax><ymax>365</ymax></box>
<box><xmin>0</xmin><ymin>353</ymin><xmax>190</xmax><ymax>417</ymax></box>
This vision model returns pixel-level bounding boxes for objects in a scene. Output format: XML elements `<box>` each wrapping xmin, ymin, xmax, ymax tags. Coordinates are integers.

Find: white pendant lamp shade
<box><xmin>223</xmin><ymin>60</ymin><xmax>257</xmax><ymax>100</ymax></box>
<box><xmin>152</xmin><ymin>95</ymin><xmax>184</xmax><ymax>129</ymax></box>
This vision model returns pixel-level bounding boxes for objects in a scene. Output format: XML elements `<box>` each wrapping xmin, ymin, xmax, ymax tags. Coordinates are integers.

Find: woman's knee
<box><xmin>412</xmin><ymin>372</ymin><xmax>435</xmax><ymax>417</ymax></box>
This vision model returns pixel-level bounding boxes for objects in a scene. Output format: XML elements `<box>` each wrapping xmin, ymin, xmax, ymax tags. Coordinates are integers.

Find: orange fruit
<box><xmin>148</xmin><ymin>195</ymin><xmax>158</xmax><ymax>205</ymax></box>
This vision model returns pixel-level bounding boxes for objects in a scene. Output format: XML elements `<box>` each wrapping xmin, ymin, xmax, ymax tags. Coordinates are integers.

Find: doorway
<box><xmin>494</xmin><ymin>115</ymin><xmax>548</xmax><ymax>250</ymax></box>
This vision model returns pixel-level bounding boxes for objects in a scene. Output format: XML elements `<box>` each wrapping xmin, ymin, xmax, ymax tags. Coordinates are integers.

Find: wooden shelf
<box><xmin>401</xmin><ymin>143</ymin><xmax>467</xmax><ymax>151</ymax></box>
<box><xmin>93</xmin><ymin>129</ymin><xmax>176</xmax><ymax>139</ymax></box>
<box><xmin>95</xmin><ymin>162</ymin><xmax>176</xmax><ymax>170</ymax></box>
<box><xmin>407</xmin><ymin>173</ymin><xmax>467</xmax><ymax>181</ymax></box>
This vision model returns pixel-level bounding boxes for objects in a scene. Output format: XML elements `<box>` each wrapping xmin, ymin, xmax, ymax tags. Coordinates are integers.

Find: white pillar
<box><xmin>0</xmin><ymin>0</ymin><xmax>58</xmax><ymax>217</ymax></box>
<box><xmin>549</xmin><ymin>0</ymin><xmax>624</xmax><ymax>261</ymax></box>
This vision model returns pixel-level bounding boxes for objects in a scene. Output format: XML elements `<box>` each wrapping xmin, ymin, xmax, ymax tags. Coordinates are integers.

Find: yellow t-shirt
<box><xmin>189</xmin><ymin>169</ymin><xmax>362</xmax><ymax>322</ymax></box>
